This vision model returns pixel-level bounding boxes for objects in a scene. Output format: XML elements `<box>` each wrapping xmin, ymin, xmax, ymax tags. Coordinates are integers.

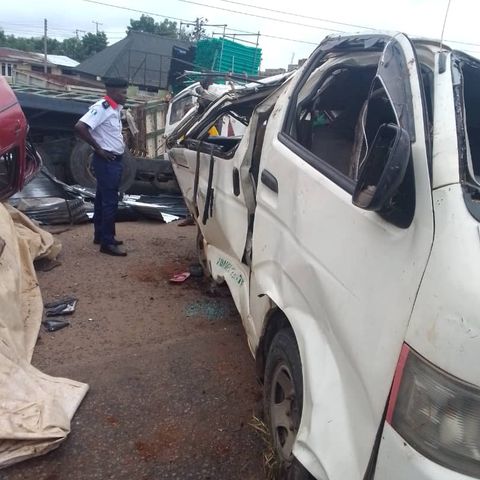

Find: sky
<box><xmin>2</xmin><ymin>0</ymin><xmax>480</xmax><ymax>70</ymax></box>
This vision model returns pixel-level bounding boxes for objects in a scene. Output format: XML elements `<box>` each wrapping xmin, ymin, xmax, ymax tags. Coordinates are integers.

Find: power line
<box><xmin>178</xmin><ymin>0</ymin><xmax>344</xmax><ymax>33</ymax></box>
<box><xmin>84</xmin><ymin>0</ymin><xmax>191</xmax><ymax>24</ymax></box>
<box><xmin>217</xmin><ymin>0</ymin><xmax>375</xmax><ymax>31</ymax></box>
<box><xmin>75</xmin><ymin>0</ymin><xmax>480</xmax><ymax>52</ymax></box>
<box><xmin>81</xmin><ymin>0</ymin><xmax>319</xmax><ymax>45</ymax></box>
<box><xmin>180</xmin><ymin>0</ymin><xmax>480</xmax><ymax>50</ymax></box>
<box><xmin>0</xmin><ymin>28</ymin><xmax>75</xmax><ymax>39</ymax></box>
<box><xmin>0</xmin><ymin>21</ymin><xmax>85</xmax><ymax>33</ymax></box>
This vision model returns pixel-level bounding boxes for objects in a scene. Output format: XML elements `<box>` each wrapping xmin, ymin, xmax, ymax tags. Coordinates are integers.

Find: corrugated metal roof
<box><xmin>75</xmin><ymin>32</ymin><xmax>191</xmax><ymax>89</ymax></box>
<box><xmin>32</xmin><ymin>53</ymin><xmax>79</xmax><ymax>67</ymax></box>
<box><xmin>0</xmin><ymin>47</ymin><xmax>54</xmax><ymax>65</ymax></box>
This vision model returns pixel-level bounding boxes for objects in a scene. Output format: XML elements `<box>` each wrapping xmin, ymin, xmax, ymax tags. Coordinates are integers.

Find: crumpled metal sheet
<box><xmin>9</xmin><ymin>168</ymin><xmax>88</xmax><ymax>225</ymax></box>
<box><xmin>122</xmin><ymin>194</ymin><xmax>188</xmax><ymax>222</ymax></box>
<box><xmin>10</xmin><ymin>167</ymin><xmax>188</xmax><ymax>225</ymax></box>
<box><xmin>13</xmin><ymin>197</ymin><xmax>88</xmax><ymax>225</ymax></box>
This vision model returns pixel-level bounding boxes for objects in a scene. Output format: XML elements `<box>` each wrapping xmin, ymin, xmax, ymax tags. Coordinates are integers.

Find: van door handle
<box><xmin>261</xmin><ymin>169</ymin><xmax>278</xmax><ymax>193</ymax></box>
<box><xmin>233</xmin><ymin>168</ymin><xmax>240</xmax><ymax>196</ymax></box>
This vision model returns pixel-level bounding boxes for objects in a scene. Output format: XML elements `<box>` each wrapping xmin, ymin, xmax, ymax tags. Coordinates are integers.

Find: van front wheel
<box><xmin>264</xmin><ymin>328</ymin><xmax>311</xmax><ymax>478</ymax></box>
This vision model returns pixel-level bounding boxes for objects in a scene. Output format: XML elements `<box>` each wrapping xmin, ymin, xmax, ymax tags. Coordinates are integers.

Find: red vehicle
<box><xmin>0</xmin><ymin>77</ymin><xmax>41</xmax><ymax>201</ymax></box>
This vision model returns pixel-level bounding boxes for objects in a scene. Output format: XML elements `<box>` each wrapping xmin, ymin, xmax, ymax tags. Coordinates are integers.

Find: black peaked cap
<box><xmin>104</xmin><ymin>77</ymin><xmax>128</xmax><ymax>88</ymax></box>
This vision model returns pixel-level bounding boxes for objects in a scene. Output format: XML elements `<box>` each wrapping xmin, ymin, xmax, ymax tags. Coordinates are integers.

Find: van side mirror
<box><xmin>352</xmin><ymin>123</ymin><xmax>411</xmax><ymax>211</ymax></box>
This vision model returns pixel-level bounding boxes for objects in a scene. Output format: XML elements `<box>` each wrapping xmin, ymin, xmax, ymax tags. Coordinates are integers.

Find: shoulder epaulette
<box><xmin>102</xmin><ymin>100</ymin><xmax>110</xmax><ymax>109</ymax></box>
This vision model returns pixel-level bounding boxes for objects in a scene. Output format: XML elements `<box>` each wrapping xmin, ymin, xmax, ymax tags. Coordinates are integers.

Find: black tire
<box><xmin>265</xmin><ymin>328</ymin><xmax>310</xmax><ymax>479</ymax></box>
<box><xmin>151</xmin><ymin>177</ymin><xmax>180</xmax><ymax>194</ymax></box>
<box><xmin>69</xmin><ymin>141</ymin><xmax>137</xmax><ymax>192</ymax></box>
<box><xmin>34</xmin><ymin>141</ymin><xmax>72</xmax><ymax>181</ymax></box>
<box><xmin>34</xmin><ymin>145</ymin><xmax>53</xmax><ymax>173</ymax></box>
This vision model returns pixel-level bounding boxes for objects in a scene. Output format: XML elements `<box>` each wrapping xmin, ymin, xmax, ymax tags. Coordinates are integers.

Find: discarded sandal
<box><xmin>169</xmin><ymin>272</ymin><xmax>191</xmax><ymax>283</ymax></box>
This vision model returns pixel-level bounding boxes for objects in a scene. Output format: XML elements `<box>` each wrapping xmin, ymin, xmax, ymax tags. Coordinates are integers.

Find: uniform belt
<box><xmin>97</xmin><ymin>151</ymin><xmax>124</xmax><ymax>160</ymax></box>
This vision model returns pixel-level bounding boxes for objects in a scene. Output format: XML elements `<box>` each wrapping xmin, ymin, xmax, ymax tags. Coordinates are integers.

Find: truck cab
<box><xmin>168</xmin><ymin>33</ymin><xmax>480</xmax><ymax>479</ymax></box>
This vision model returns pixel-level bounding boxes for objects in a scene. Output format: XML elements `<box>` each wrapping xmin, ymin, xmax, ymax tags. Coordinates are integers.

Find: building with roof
<box><xmin>0</xmin><ymin>47</ymin><xmax>79</xmax><ymax>82</ymax></box>
<box><xmin>75</xmin><ymin>31</ymin><xmax>194</xmax><ymax>92</ymax></box>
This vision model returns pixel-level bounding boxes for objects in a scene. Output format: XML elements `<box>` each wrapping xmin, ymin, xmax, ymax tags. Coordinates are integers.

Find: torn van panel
<box><xmin>166</xmin><ymin>73</ymin><xmax>294</xmax><ymax>149</ymax></box>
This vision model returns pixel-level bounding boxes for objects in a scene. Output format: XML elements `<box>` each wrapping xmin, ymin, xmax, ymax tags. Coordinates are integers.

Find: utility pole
<box><xmin>195</xmin><ymin>18</ymin><xmax>201</xmax><ymax>42</ymax></box>
<box><xmin>75</xmin><ymin>29</ymin><xmax>86</xmax><ymax>39</ymax></box>
<box><xmin>43</xmin><ymin>19</ymin><xmax>48</xmax><ymax>74</ymax></box>
<box><xmin>92</xmin><ymin>20</ymin><xmax>103</xmax><ymax>34</ymax></box>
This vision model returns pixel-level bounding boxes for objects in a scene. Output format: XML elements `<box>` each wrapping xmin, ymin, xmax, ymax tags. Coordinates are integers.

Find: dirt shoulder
<box><xmin>3</xmin><ymin>220</ymin><xmax>265</xmax><ymax>480</ymax></box>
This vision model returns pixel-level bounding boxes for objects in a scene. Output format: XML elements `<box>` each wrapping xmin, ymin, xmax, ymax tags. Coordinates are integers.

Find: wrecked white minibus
<box><xmin>167</xmin><ymin>33</ymin><xmax>480</xmax><ymax>479</ymax></box>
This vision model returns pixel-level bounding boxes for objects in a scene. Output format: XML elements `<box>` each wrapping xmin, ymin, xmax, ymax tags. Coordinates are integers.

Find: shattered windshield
<box><xmin>454</xmin><ymin>53</ymin><xmax>480</xmax><ymax>220</ymax></box>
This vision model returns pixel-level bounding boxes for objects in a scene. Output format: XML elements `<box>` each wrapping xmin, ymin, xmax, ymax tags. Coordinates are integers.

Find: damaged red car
<box><xmin>0</xmin><ymin>77</ymin><xmax>41</xmax><ymax>201</ymax></box>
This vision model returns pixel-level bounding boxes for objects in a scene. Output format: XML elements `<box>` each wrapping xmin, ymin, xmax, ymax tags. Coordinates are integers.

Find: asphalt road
<box><xmin>2</xmin><ymin>220</ymin><xmax>265</xmax><ymax>480</ymax></box>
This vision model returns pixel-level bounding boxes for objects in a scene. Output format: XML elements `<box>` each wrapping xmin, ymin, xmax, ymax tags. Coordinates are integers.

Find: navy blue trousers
<box><xmin>92</xmin><ymin>153</ymin><xmax>123</xmax><ymax>246</ymax></box>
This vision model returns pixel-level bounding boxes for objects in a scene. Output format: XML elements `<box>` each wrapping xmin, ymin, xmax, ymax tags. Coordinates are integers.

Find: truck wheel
<box><xmin>264</xmin><ymin>329</ymin><xmax>310</xmax><ymax>479</ymax></box>
<box><xmin>34</xmin><ymin>145</ymin><xmax>55</xmax><ymax>174</ymax></box>
<box><xmin>151</xmin><ymin>177</ymin><xmax>180</xmax><ymax>194</ymax></box>
<box><xmin>69</xmin><ymin>141</ymin><xmax>137</xmax><ymax>192</ymax></box>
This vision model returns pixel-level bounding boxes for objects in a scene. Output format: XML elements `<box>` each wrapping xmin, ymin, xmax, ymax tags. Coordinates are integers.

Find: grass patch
<box><xmin>249</xmin><ymin>415</ymin><xmax>282</xmax><ymax>480</ymax></box>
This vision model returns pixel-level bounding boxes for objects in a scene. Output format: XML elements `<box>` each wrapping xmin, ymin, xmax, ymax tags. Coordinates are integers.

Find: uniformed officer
<box><xmin>74</xmin><ymin>78</ymin><xmax>128</xmax><ymax>256</ymax></box>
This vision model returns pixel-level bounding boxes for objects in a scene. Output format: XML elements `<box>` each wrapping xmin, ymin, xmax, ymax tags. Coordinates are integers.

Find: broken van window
<box><xmin>458</xmin><ymin>59</ymin><xmax>480</xmax><ymax>181</ymax></box>
<box><xmin>170</xmin><ymin>96</ymin><xmax>196</xmax><ymax>124</ymax></box>
<box><xmin>455</xmin><ymin>54</ymin><xmax>480</xmax><ymax>221</ymax></box>
<box><xmin>181</xmin><ymin>93</ymin><xmax>265</xmax><ymax>158</ymax></box>
<box><xmin>292</xmin><ymin>65</ymin><xmax>378</xmax><ymax>178</ymax></box>
<box><xmin>284</xmin><ymin>54</ymin><xmax>415</xmax><ymax>228</ymax></box>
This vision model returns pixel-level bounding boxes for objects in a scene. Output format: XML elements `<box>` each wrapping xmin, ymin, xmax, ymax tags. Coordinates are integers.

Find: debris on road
<box><xmin>45</xmin><ymin>297</ymin><xmax>78</xmax><ymax>317</ymax></box>
<box><xmin>9</xmin><ymin>167</ymin><xmax>88</xmax><ymax>225</ymax></box>
<box><xmin>10</xmin><ymin>167</ymin><xmax>189</xmax><ymax>225</ymax></box>
<box><xmin>42</xmin><ymin>318</ymin><xmax>70</xmax><ymax>332</ymax></box>
<box><xmin>169</xmin><ymin>271</ymin><xmax>191</xmax><ymax>283</ymax></box>
<box><xmin>44</xmin><ymin>296</ymin><xmax>78</xmax><ymax>309</ymax></box>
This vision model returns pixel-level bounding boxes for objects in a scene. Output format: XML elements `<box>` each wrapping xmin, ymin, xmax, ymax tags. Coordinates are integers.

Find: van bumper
<box><xmin>374</xmin><ymin>424</ymin><xmax>476</xmax><ymax>480</ymax></box>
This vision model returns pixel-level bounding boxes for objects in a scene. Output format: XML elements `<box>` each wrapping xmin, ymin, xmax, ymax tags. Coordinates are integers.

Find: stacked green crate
<box><xmin>195</xmin><ymin>38</ymin><xmax>262</xmax><ymax>75</ymax></box>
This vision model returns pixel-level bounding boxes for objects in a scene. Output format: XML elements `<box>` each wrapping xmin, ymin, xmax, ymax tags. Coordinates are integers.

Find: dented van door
<box><xmin>249</xmin><ymin>34</ymin><xmax>434</xmax><ymax>479</ymax></box>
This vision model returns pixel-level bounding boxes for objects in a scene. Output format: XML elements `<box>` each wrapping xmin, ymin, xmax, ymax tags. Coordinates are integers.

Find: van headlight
<box><xmin>388</xmin><ymin>346</ymin><xmax>480</xmax><ymax>478</ymax></box>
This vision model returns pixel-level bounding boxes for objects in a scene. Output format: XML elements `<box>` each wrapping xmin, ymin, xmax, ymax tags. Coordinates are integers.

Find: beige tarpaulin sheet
<box><xmin>0</xmin><ymin>203</ymin><xmax>88</xmax><ymax>468</ymax></box>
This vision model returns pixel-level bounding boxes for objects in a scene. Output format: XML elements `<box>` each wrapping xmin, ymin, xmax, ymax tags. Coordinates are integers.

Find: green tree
<box><xmin>81</xmin><ymin>32</ymin><xmax>108</xmax><ymax>59</ymax></box>
<box><xmin>127</xmin><ymin>15</ymin><xmax>180</xmax><ymax>37</ymax></box>
<box><xmin>0</xmin><ymin>30</ymin><xmax>68</xmax><ymax>56</ymax></box>
<box><xmin>61</xmin><ymin>37</ymin><xmax>84</xmax><ymax>61</ymax></box>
